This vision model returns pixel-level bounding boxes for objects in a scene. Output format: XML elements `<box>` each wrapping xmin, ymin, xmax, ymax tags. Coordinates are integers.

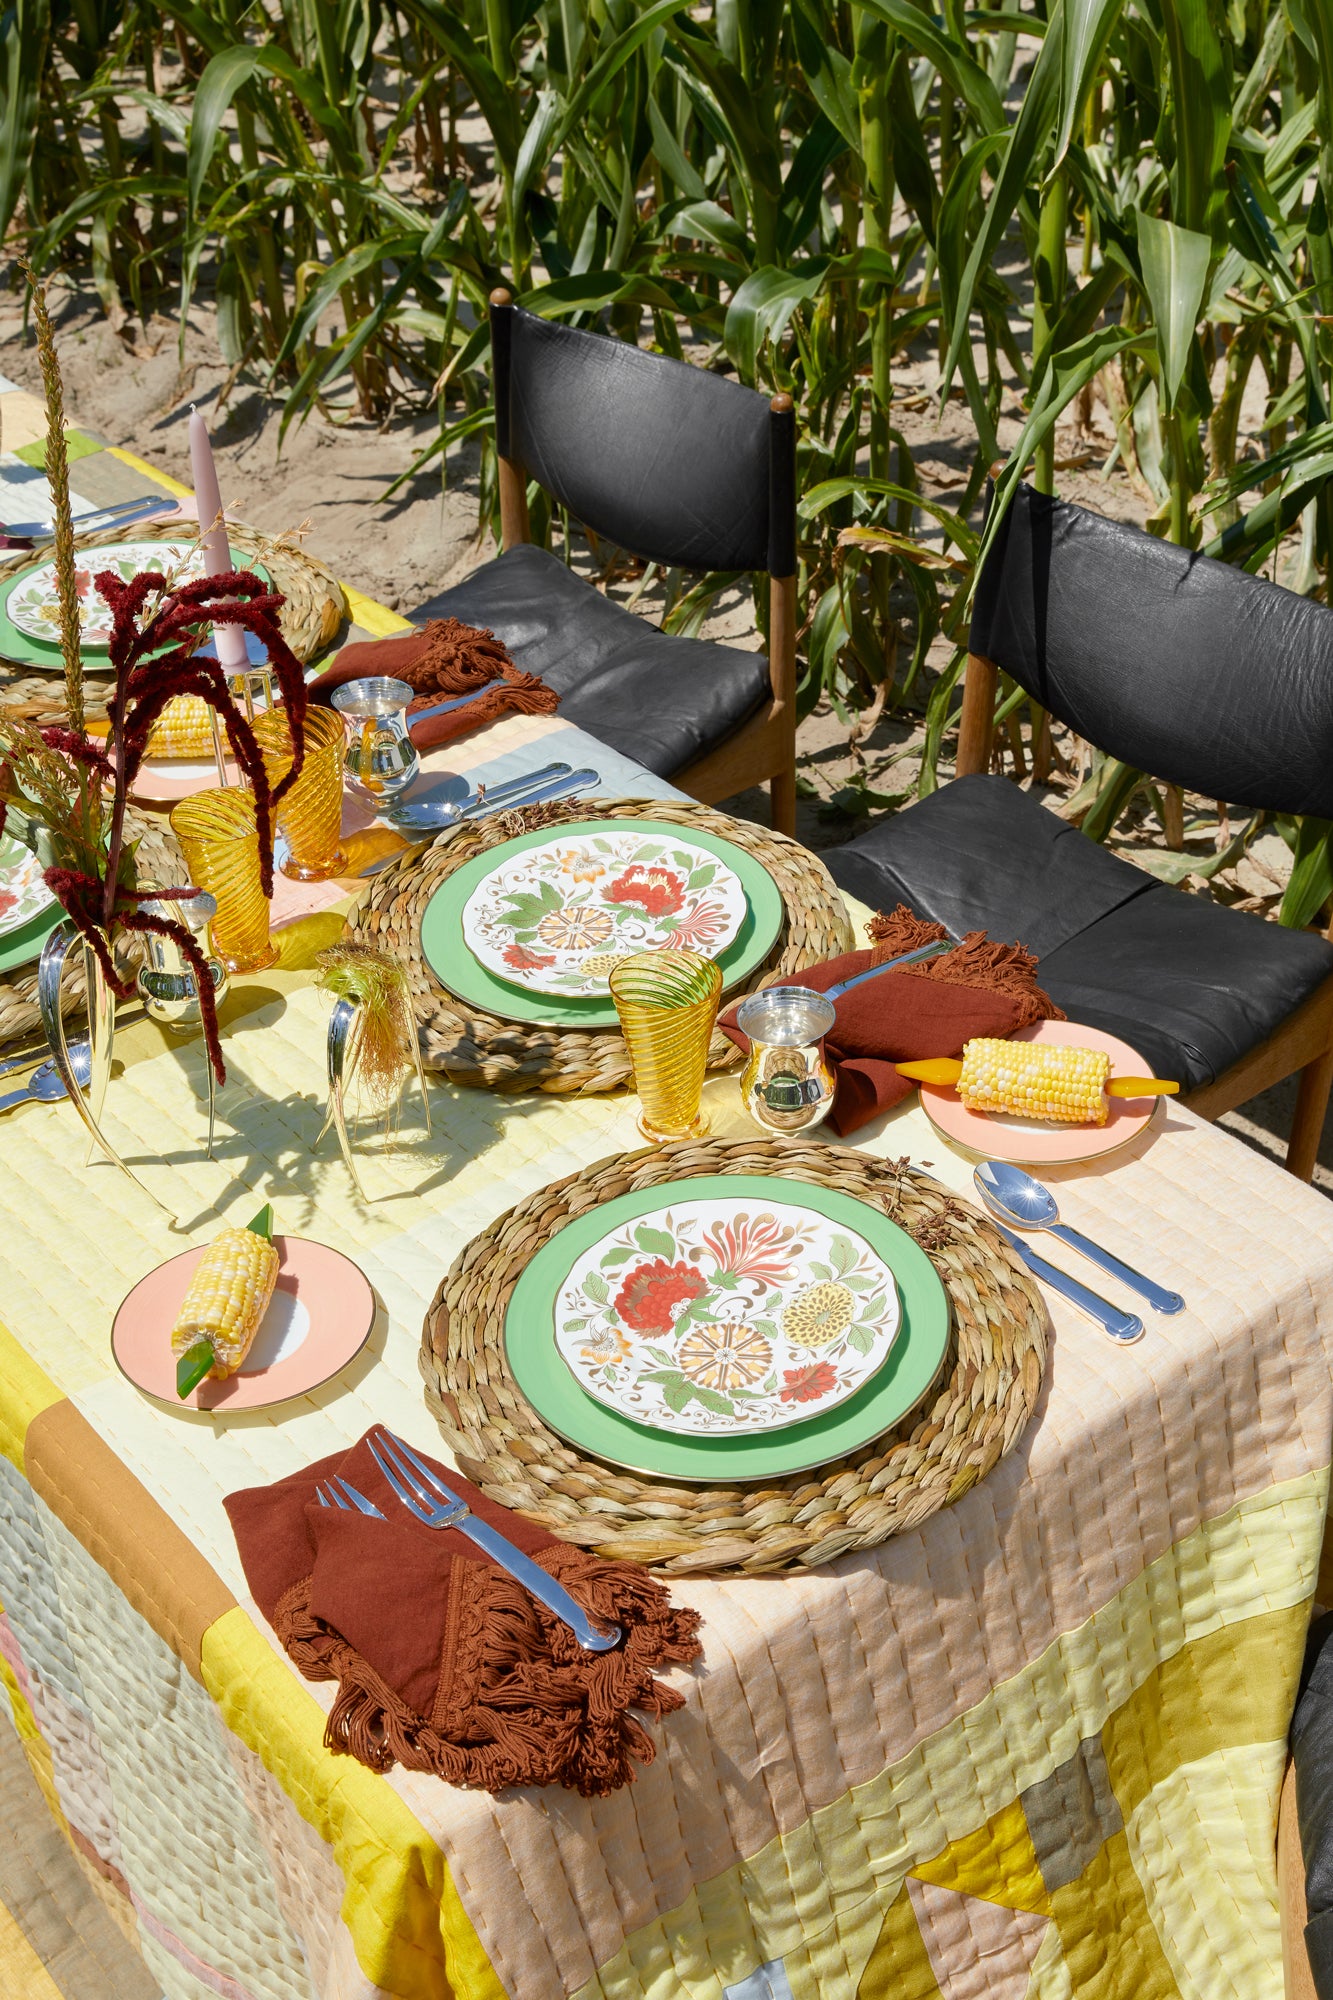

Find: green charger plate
<box><xmin>0</xmin><ymin>900</ymin><xmax>62</xmax><ymax>974</ymax></box>
<box><xmin>0</xmin><ymin>551</ymin><xmax>271</xmax><ymax>673</ymax></box>
<box><xmin>420</xmin><ymin>818</ymin><xmax>786</xmax><ymax>1030</ymax></box>
<box><xmin>503</xmin><ymin>1173</ymin><xmax>952</xmax><ymax>1482</ymax></box>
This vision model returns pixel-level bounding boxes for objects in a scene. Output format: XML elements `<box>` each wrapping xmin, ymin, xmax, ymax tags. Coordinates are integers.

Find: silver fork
<box><xmin>367</xmin><ymin>1428</ymin><xmax>621</xmax><ymax>1653</ymax></box>
<box><xmin>315</xmin><ymin>1476</ymin><xmax>385</xmax><ymax>1516</ymax></box>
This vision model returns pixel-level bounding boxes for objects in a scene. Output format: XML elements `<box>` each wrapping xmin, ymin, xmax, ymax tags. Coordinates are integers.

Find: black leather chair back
<box><xmin>491</xmin><ymin>300</ymin><xmax>795</xmax><ymax>577</ymax></box>
<box><xmin>970</xmin><ymin>482</ymin><xmax>1333</xmax><ymax>817</ymax></box>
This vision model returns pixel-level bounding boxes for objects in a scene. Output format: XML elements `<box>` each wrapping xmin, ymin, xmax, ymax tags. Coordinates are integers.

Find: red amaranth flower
<box><xmin>38</xmin><ymin>726</ymin><xmax>114</xmax><ymax>778</ymax></box>
<box><xmin>614</xmin><ymin>1259</ymin><xmax>707</xmax><ymax>1335</ymax></box>
<box><xmin>96</xmin><ymin>564</ymin><xmax>306</xmax><ymax>902</ymax></box>
<box><xmin>779</xmin><ymin>1360</ymin><xmax>839</xmax><ymax>1404</ymax></box>
<box><xmin>605</xmin><ymin>864</ymin><xmax>686</xmax><ymax>920</ymax></box>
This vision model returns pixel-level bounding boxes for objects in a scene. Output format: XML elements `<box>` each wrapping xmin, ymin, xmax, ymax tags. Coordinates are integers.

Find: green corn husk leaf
<box><xmin>1279</xmin><ymin>819</ymin><xmax>1333</xmax><ymax>930</ymax></box>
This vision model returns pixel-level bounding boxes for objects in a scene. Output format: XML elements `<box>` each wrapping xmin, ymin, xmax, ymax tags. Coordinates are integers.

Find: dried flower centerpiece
<box><xmin>0</xmin><ymin>266</ymin><xmax>309</xmax><ymax>1195</ymax></box>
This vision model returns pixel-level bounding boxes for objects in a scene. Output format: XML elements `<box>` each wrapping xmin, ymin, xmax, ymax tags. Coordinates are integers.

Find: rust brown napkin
<box><xmin>719</xmin><ymin>904</ymin><xmax>1065</xmax><ymax>1137</ymax></box>
<box><xmin>308</xmin><ymin>616</ymin><xmax>559</xmax><ymax>752</ymax></box>
<box><xmin>224</xmin><ymin>1431</ymin><xmax>701</xmax><ymax>1797</ymax></box>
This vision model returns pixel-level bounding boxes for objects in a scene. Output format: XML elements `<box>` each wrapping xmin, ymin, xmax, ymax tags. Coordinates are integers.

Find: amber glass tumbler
<box><xmin>170</xmin><ymin>788</ymin><xmax>278</xmax><ymax>973</ymax></box>
<box><xmin>609</xmin><ymin>948</ymin><xmax>723</xmax><ymax>1141</ymax></box>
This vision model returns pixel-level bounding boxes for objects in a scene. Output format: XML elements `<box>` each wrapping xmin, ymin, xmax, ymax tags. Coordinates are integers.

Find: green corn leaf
<box><xmin>1053</xmin><ymin>0</ymin><xmax>1125</xmax><ymax>172</ymax></box>
<box><xmin>791</xmin><ymin>0</ymin><xmax>860</xmax><ymax>149</ymax></box>
<box><xmin>979</xmin><ymin>324</ymin><xmax>1150</xmax><ymax>584</ymax></box>
<box><xmin>941</xmin><ymin>11</ymin><xmax>1063</xmax><ymax>401</ymax></box>
<box><xmin>547</xmin><ymin>0</ymin><xmax>694</xmax><ymax>160</ymax></box>
<box><xmin>1136</xmin><ymin>211</ymin><xmax>1212</xmax><ymax>412</ymax></box>
<box><xmin>0</xmin><ymin>1</ymin><xmax>51</xmax><ymax>240</ymax></box>
<box><xmin>662</xmin><ymin>197</ymin><xmax>753</xmax><ymax>259</ymax></box>
<box><xmin>851</xmin><ymin>0</ymin><xmax>1005</xmax><ymax>134</ymax></box>
<box><xmin>1280</xmin><ymin>819</ymin><xmax>1333</xmax><ymax>931</ymax></box>
<box><xmin>1080</xmin><ymin>760</ymin><xmax>1146</xmax><ymax>844</ymax></box>
<box><xmin>1120</xmin><ymin>814</ymin><xmax>1260</xmax><ymax>884</ymax></box>
<box><xmin>723</xmin><ymin>261</ymin><xmax>827</xmax><ymax>382</ymax></box>
<box><xmin>176</xmin><ymin>1340</ymin><xmax>215</xmax><ymax>1401</ymax></box>
<box><xmin>1157</xmin><ymin>0</ymin><xmax>1231</xmax><ymax>238</ymax></box>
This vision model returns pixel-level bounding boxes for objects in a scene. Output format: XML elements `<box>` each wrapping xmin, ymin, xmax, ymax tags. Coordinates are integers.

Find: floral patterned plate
<box><xmin>0</xmin><ymin>832</ymin><xmax>55</xmax><ymax>938</ymax></box>
<box><xmin>554</xmin><ymin>1194</ymin><xmax>902</xmax><ymax>1436</ymax></box>
<box><xmin>462</xmin><ymin>827</ymin><xmax>748</xmax><ymax>996</ymax></box>
<box><xmin>420</xmin><ymin>819</ymin><xmax>785</xmax><ymax>1031</ymax></box>
<box><xmin>504</xmin><ymin>1174</ymin><xmax>951</xmax><ymax>1483</ymax></box>
<box><xmin>5</xmin><ymin>539</ymin><xmax>211</xmax><ymax>649</ymax></box>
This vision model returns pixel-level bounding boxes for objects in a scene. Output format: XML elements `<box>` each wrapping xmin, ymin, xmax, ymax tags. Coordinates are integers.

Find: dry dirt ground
<box><xmin>0</xmin><ymin>276</ymin><xmax>1326</xmax><ymax>1186</ymax></box>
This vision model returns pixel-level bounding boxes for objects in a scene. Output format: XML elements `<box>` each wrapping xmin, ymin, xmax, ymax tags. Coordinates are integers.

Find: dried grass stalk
<box><xmin>19</xmin><ymin>260</ymin><xmax>83</xmax><ymax>736</ymax></box>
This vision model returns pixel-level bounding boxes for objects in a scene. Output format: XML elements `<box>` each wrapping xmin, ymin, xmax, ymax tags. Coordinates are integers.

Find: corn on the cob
<box><xmin>146</xmin><ymin>695</ymin><xmax>221</xmax><ymax>761</ymax></box>
<box><xmin>957</xmin><ymin>1038</ymin><xmax>1111</xmax><ymax>1126</ymax></box>
<box><xmin>173</xmin><ymin>1205</ymin><xmax>278</xmax><ymax>1396</ymax></box>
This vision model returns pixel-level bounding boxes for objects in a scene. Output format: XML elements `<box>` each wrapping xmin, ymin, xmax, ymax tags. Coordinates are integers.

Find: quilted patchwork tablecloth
<box><xmin>1</xmin><ymin>416</ymin><xmax>1332</xmax><ymax>2000</ymax></box>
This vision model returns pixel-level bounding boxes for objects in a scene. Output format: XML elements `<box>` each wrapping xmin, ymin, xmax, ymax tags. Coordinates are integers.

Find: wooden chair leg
<box><xmin>1287</xmin><ymin>1047</ymin><xmax>1333</xmax><ymax>1181</ymax></box>
<box><xmin>1279</xmin><ymin>1759</ymin><xmax>1318</xmax><ymax>2000</ymax></box>
<box><xmin>770</xmin><ymin>764</ymin><xmax>796</xmax><ymax>838</ymax></box>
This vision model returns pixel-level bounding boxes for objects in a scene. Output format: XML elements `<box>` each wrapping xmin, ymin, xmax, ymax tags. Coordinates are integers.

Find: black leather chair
<box><xmin>826</xmin><ymin>482</ymin><xmax>1333</xmax><ymax>1178</ymax></box>
<box><xmin>415</xmin><ymin>291</ymin><xmax>798</xmax><ymax>833</ymax></box>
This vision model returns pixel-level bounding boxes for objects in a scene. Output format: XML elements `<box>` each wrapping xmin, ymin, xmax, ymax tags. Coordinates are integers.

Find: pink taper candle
<box><xmin>188</xmin><ymin>404</ymin><xmax>250</xmax><ymax>671</ymax></box>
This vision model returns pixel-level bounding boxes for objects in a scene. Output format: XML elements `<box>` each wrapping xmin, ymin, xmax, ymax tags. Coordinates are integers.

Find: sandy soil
<box><xmin>2</xmin><ymin>275</ymin><xmax>1324</xmax><ymax>1184</ymax></box>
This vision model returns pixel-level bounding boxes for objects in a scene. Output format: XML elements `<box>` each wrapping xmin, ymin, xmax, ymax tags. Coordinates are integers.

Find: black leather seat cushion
<box><xmin>415</xmin><ymin>543</ymin><xmax>770</xmax><ymax>778</ymax></box>
<box><xmin>826</xmin><ymin>775</ymin><xmax>1333</xmax><ymax>1091</ymax></box>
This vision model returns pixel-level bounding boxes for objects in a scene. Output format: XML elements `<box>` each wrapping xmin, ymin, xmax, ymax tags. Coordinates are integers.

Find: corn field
<box><xmin>6</xmin><ymin>0</ymin><xmax>1333</xmax><ymax>917</ymax></box>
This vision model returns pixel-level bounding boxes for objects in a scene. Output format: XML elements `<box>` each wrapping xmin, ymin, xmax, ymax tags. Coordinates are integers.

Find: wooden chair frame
<box><xmin>956</xmin><ymin>649</ymin><xmax>1333</xmax><ymax>1180</ymax></box>
<box><xmin>489</xmin><ymin>288</ymin><xmax>798</xmax><ymax>836</ymax></box>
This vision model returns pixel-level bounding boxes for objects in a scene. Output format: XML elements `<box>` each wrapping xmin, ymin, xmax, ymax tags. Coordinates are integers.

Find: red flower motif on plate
<box><xmin>502</xmin><ymin>942</ymin><xmax>556</xmax><ymax>970</ymax></box>
<box><xmin>0</xmin><ymin>890</ymin><xmax>15</xmax><ymax>920</ymax></box>
<box><xmin>780</xmin><ymin>1360</ymin><xmax>839</xmax><ymax>1404</ymax></box>
<box><xmin>663</xmin><ymin>899</ymin><xmax>731</xmax><ymax>951</ymax></box>
<box><xmin>700</xmin><ymin>1210</ymin><xmax>799</xmax><ymax>1286</ymax></box>
<box><xmin>614</xmin><ymin>1258</ymin><xmax>707</xmax><ymax>1335</ymax></box>
<box><xmin>605</xmin><ymin>864</ymin><xmax>686</xmax><ymax>919</ymax></box>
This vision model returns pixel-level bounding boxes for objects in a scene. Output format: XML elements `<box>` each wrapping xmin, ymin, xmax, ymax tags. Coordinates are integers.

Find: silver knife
<box><xmin>993</xmin><ymin>1221</ymin><xmax>1144</xmax><ymax>1345</ymax></box>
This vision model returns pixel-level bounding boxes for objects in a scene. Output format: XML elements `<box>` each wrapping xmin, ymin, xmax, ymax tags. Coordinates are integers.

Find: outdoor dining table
<box><xmin>1</xmin><ymin>423</ymin><xmax>1332</xmax><ymax>2000</ymax></box>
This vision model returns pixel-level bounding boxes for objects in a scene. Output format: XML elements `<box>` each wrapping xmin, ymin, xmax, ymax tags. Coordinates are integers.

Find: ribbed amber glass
<box><xmin>170</xmin><ymin>788</ymin><xmax>278</xmax><ymax>973</ymax></box>
<box><xmin>253</xmin><ymin>705</ymin><xmax>348</xmax><ymax>881</ymax></box>
<box><xmin>609</xmin><ymin>948</ymin><xmax>722</xmax><ymax>1142</ymax></box>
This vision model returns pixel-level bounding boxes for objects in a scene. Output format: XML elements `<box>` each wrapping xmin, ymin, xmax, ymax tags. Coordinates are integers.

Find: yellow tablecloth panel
<box><xmin>1</xmin><ymin>786</ymin><xmax>1333</xmax><ymax>1996</ymax></box>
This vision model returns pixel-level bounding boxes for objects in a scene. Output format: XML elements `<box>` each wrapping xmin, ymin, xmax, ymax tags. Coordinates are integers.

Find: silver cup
<box><xmin>735</xmin><ymin>986</ymin><xmax>838</xmax><ymax>1133</ymax></box>
<box><xmin>332</xmin><ymin>676</ymin><xmax>421</xmax><ymax>804</ymax></box>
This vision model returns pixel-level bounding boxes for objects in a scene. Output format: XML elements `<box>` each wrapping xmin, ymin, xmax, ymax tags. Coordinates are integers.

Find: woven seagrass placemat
<box><xmin>0</xmin><ymin>808</ymin><xmax>185</xmax><ymax>1050</ymax></box>
<box><xmin>420</xmin><ymin>1136</ymin><xmax>1048</xmax><ymax>1574</ymax></box>
<box><xmin>347</xmin><ymin>797</ymin><xmax>855</xmax><ymax>1094</ymax></box>
<box><xmin>0</xmin><ymin>521</ymin><xmax>348</xmax><ymax>726</ymax></box>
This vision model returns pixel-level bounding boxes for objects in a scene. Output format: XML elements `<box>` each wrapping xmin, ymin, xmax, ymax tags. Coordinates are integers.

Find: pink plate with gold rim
<box><xmin>917</xmin><ymin>1018</ymin><xmax>1161</xmax><ymax>1166</ymax></box>
<box><xmin>111</xmin><ymin>1235</ymin><xmax>375</xmax><ymax>1412</ymax></box>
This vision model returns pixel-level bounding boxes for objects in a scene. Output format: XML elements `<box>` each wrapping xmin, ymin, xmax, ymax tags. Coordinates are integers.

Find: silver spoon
<box><xmin>387</xmin><ymin>761</ymin><xmax>573</xmax><ymax>831</ymax></box>
<box><xmin>974</xmin><ymin>1160</ymin><xmax>1184</xmax><ymax>1315</ymax></box>
<box><xmin>0</xmin><ymin>1040</ymin><xmax>92</xmax><ymax>1115</ymax></box>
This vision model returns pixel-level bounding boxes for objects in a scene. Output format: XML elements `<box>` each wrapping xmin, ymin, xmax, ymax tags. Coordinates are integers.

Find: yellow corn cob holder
<box><xmin>896</xmin><ymin>1039</ymin><xmax>1179</xmax><ymax>1127</ymax></box>
<box><xmin>173</xmin><ymin>1203</ymin><xmax>279</xmax><ymax>1398</ymax></box>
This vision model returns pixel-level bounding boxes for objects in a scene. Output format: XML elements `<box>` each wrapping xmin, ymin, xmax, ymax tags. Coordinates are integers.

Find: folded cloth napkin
<box><xmin>307</xmin><ymin>616</ymin><xmax>559</xmax><ymax>753</ymax></box>
<box><xmin>719</xmin><ymin>904</ymin><xmax>1065</xmax><ymax>1138</ymax></box>
<box><xmin>224</xmin><ymin>1431</ymin><xmax>702</xmax><ymax>1798</ymax></box>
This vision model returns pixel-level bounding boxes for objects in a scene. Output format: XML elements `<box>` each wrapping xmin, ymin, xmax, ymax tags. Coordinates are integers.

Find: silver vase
<box><xmin>37</xmin><ymin>920</ymin><xmax>170</xmax><ymax>1213</ymax></box>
